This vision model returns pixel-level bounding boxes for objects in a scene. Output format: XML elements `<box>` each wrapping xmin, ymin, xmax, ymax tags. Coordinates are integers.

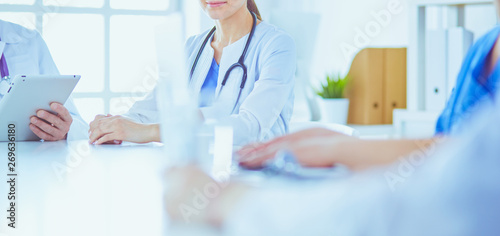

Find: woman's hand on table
<box><xmin>88</xmin><ymin>114</ymin><xmax>160</xmax><ymax>145</ymax></box>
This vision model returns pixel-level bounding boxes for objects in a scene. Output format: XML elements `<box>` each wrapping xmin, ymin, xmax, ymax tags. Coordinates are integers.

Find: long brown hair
<box><xmin>247</xmin><ymin>0</ymin><xmax>262</xmax><ymax>20</ymax></box>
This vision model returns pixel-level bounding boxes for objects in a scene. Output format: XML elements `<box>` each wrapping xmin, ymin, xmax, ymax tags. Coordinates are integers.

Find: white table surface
<box><xmin>0</xmin><ymin>141</ymin><xmax>170</xmax><ymax>236</ymax></box>
<box><xmin>0</xmin><ymin>140</ymin><xmax>349</xmax><ymax>236</ymax></box>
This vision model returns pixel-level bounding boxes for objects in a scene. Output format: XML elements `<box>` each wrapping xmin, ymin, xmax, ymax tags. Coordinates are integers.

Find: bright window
<box><xmin>0</xmin><ymin>0</ymin><xmax>35</xmax><ymax>4</ymax></box>
<box><xmin>0</xmin><ymin>0</ymin><xmax>178</xmax><ymax>123</ymax></box>
<box><xmin>43</xmin><ymin>0</ymin><xmax>104</xmax><ymax>8</ymax></box>
<box><xmin>111</xmin><ymin>0</ymin><xmax>169</xmax><ymax>11</ymax></box>
<box><xmin>0</xmin><ymin>12</ymin><xmax>36</xmax><ymax>29</ymax></box>
<box><xmin>43</xmin><ymin>13</ymin><xmax>105</xmax><ymax>93</ymax></box>
<box><xmin>110</xmin><ymin>15</ymin><xmax>168</xmax><ymax>93</ymax></box>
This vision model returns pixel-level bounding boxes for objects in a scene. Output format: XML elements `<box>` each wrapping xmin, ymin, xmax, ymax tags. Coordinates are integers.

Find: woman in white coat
<box><xmin>0</xmin><ymin>20</ymin><xmax>88</xmax><ymax>141</ymax></box>
<box><xmin>88</xmin><ymin>0</ymin><xmax>296</xmax><ymax>146</ymax></box>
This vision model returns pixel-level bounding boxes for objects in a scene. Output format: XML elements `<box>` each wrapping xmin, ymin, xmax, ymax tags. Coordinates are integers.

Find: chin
<box><xmin>206</xmin><ymin>12</ymin><xmax>227</xmax><ymax>21</ymax></box>
<box><xmin>205</xmin><ymin>7</ymin><xmax>232</xmax><ymax>20</ymax></box>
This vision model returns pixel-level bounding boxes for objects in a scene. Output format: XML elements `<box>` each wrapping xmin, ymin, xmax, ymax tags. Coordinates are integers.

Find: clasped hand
<box><xmin>88</xmin><ymin>114</ymin><xmax>160</xmax><ymax>145</ymax></box>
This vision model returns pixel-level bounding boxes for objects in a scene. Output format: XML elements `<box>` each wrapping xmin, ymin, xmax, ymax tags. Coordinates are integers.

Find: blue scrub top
<box><xmin>436</xmin><ymin>26</ymin><xmax>500</xmax><ymax>135</ymax></box>
<box><xmin>199</xmin><ymin>58</ymin><xmax>219</xmax><ymax>107</ymax></box>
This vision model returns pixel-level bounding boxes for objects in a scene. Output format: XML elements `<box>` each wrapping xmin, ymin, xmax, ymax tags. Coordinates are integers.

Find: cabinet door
<box><xmin>347</xmin><ymin>48</ymin><xmax>384</xmax><ymax>125</ymax></box>
<box><xmin>383</xmin><ymin>48</ymin><xmax>407</xmax><ymax>124</ymax></box>
<box><xmin>425</xmin><ymin>30</ymin><xmax>448</xmax><ymax>112</ymax></box>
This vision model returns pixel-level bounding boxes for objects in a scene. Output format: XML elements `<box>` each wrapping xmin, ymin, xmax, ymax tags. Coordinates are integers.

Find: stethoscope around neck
<box><xmin>189</xmin><ymin>12</ymin><xmax>257</xmax><ymax>113</ymax></box>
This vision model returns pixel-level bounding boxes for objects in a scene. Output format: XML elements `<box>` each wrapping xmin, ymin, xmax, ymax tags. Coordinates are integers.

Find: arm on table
<box><xmin>238</xmin><ymin>128</ymin><xmax>444</xmax><ymax>170</ymax></box>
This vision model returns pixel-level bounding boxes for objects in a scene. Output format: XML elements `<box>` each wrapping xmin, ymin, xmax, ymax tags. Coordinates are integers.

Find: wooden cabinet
<box><xmin>346</xmin><ymin>48</ymin><xmax>407</xmax><ymax>125</ymax></box>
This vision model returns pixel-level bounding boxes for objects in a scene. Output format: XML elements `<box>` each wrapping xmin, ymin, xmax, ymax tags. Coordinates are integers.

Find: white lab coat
<box><xmin>0</xmin><ymin>20</ymin><xmax>88</xmax><ymax>140</ymax></box>
<box><xmin>125</xmin><ymin>22</ymin><xmax>296</xmax><ymax>145</ymax></box>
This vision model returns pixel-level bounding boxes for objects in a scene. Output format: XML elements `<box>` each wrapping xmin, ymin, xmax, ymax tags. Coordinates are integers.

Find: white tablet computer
<box><xmin>0</xmin><ymin>75</ymin><xmax>80</xmax><ymax>142</ymax></box>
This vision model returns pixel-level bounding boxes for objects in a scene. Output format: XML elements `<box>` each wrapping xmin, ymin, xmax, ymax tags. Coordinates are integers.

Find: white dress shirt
<box><xmin>0</xmin><ymin>20</ymin><xmax>88</xmax><ymax>140</ymax></box>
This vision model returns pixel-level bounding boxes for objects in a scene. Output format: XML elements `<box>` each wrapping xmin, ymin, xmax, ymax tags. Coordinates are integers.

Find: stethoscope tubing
<box><xmin>190</xmin><ymin>12</ymin><xmax>258</xmax><ymax>113</ymax></box>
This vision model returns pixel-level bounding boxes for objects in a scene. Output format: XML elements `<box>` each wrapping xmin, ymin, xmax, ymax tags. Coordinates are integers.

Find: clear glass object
<box><xmin>155</xmin><ymin>16</ymin><xmax>201</xmax><ymax>166</ymax></box>
<box><xmin>211</xmin><ymin>125</ymin><xmax>234</xmax><ymax>179</ymax></box>
<box><xmin>195</xmin><ymin>120</ymin><xmax>235</xmax><ymax>181</ymax></box>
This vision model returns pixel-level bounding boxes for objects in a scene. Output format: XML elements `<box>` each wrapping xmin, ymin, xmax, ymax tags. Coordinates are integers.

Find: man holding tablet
<box><xmin>0</xmin><ymin>20</ymin><xmax>87</xmax><ymax>141</ymax></box>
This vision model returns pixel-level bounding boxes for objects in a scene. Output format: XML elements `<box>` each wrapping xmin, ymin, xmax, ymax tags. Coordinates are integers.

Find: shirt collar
<box><xmin>0</xmin><ymin>20</ymin><xmax>37</xmax><ymax>44</ymax></box>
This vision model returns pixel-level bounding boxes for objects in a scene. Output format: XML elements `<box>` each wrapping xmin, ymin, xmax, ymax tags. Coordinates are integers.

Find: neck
<box><xmin>213</xmin><ymin>8</ymin><xmax>253</xmax><ymax>47</ymax></box>
<box><xmin>485</xmin><ymin>35</ymin><xmax>500</xmax><ymax>79</ymax></box>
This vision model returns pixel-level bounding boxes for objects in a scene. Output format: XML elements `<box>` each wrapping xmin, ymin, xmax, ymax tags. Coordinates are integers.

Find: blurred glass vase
<box><xmin>155</xmin><ymin>18</ymin><xmax>201</xmax><ymax>165</ymax></box>
<box><xmin>157</xmin><ymin>73</ymin><xmax>201</xmax><ymax>165</ymax></box>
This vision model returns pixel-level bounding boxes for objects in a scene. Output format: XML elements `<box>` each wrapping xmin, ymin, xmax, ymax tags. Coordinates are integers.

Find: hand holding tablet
<box><xmin>29</xmin><ymin>102</ymin><xmax>73</xmax><ymax>141</ymax></box>
<box><xmin>0</xmin><ymin>75</ymin><xmax>80</xmax><ymax>142</ymax></box>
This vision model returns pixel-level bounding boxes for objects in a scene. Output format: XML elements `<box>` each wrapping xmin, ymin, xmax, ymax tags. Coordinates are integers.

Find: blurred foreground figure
<box><xmin>165</xmin><ymin>98</ymin><xmax>500</xmax><ymax>236</ymax></box>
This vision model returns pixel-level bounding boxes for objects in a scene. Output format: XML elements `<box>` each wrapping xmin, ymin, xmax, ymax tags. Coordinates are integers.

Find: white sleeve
<box><xmin>122</xmin><ymin>87</ymin><xmax>160</xmax><ymax>124</ymax></box>
<box><xmin>36</xmin><ymin>32</ymin><xmax>89</xmax><ymax>140</ymax></box>
<box><xmin>200</xmin><ymin>33</ymin><xmax>296</xmax><ymax>146</ymax></box>
<box><xmin>65</xmin><ymin>96</ymin><xmax>90</xmax><ymax>140</ymax></box>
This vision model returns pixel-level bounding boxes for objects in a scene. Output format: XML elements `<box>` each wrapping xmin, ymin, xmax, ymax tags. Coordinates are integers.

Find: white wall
<box><xmin>464</xmin><ymin>4</ymin><xmax>497</xmax><ymax>38</ymax></box>
<box><xmin>254</xmin><ymin>0</ymin><xmax>409</xmax><ymax>80</ymax></box>
<box><xmin>425</xmin><ymin>4</ymin><xmax>497</xmax><ymax>37</ymax></box>
<box><xmin>253</xmin><ymin>0</ymin><xmax>496</xmax><ymax>81</ymax></box>
<box><xmin>186</xmin><ymin>0</ymin><xmax>409</xmax><ymax>82</ymax></box>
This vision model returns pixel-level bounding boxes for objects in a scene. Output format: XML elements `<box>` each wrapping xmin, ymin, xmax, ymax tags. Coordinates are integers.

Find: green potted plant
<box><xmin>316</xmin><ymin>73</ymin><xmax>350</xmax><ymax>124</ymax></box>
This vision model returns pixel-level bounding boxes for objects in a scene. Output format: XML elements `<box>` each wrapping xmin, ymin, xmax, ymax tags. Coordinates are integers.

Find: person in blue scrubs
<box><xmin>436</xmin><ymin>26</ymin><xmax>500</xmax><ymax>134</ymax></box>
<box><xmin>199</xmin><ymin>58</ymin><xmax>220</xmax><ymax>108</ymax></box>
<box><xmin>238</xmin><ymin>11</ymin><xmax>500</xmax><ymax>170</ymax></box>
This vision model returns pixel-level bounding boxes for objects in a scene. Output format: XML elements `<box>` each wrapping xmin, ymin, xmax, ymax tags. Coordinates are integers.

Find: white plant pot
<box><xmin>318</xmin><ymin>98</ymin><xmax>350</xmax><ymax>125</ymax></box>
